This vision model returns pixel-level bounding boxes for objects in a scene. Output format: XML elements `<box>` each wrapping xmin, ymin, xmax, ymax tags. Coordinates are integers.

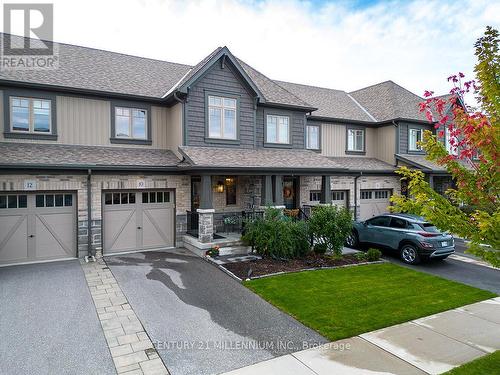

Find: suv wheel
<box><xmin>346</xmin><ymin>230</ymin><xmax>359</xmax><ymax>249</ymax></box>
<box><xmin>400</xmin><ymin>244</ymin><xmax>420</xmax><ymax>264</ymax></box>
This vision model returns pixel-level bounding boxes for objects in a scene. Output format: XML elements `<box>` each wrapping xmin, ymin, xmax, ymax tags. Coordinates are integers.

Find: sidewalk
<box><xmin>221</xmin><ymin>297</ymin><xmax>500</xmax><ymax>375</ymax></box>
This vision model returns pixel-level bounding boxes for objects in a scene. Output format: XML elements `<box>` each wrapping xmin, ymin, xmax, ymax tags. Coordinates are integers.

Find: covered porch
<box><xmin>177</xmin><ymin>146</ymin><xmax>346</xmax><ymax>247</ymax></box>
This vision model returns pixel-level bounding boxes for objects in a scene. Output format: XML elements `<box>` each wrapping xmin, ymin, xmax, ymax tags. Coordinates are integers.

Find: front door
<box><xmin>283</xmin><ymin>177</ymin><xmax>299</xmax><ymax>209</ymax></box>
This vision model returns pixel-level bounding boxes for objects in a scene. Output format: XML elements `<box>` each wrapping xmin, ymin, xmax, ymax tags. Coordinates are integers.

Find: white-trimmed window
<box><xmin>208</xmin><ymin>95</ymin><xmax>237</xmax><ymax>139</ymax></box>
<box><xmin>10</xmin><ymin>97</ymin><xmax>51</xmax><ymax>133</ymax></box>
<box><xmin>347</xmin><ymin>128</ymin><xmax>364</xmax><ymax>152</ymax></box>
<box><xmin>266</xmin><ymin>115</ymin><xmax>290</xmax><ymax>144</ymax></box>
<box><xmin>306</xmin><ymin>125</ymin><xmax>320</xmax><ymax>149</ymax></box>
<box><xmin>445</xmin><ymin>127</ymin><xmax>458</xmax><ymax>155</ymax></box>
<box><xmin>409</xmin><ymin>128</ymin><xmax>422</xmax><ymax>151</ymax></box>
<box><xmin>115</xmin><ymin>107</ymin><xmax>147</xmax><ymax>139</ymax></box>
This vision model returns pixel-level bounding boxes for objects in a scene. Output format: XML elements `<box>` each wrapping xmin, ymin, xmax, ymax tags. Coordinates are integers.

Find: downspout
<box><xmin>86</xmin><ymin>169</ymin><xmax>95</xmax><ymax>261</ymax></box>
<box><xmin>354</xmin><ymin>172</ymin><xmax>362</xmax><ymax>221</ymax></box>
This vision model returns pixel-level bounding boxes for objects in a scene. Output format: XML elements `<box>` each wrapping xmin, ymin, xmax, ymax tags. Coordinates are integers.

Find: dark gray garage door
<box><xmin>0</xmin><ymin>192</ymin><xmax>76</xmax><ymax>265</ymax></box>
<box><xmin>103</xmin><ymin>190</ymin><xmax>175</xmax><ymax>254</ymax></box>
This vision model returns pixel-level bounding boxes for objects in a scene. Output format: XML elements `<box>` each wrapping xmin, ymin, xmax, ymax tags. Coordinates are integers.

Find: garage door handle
<box><xmin>137</xmin><ymin>226</ymin><xmax>142</xmax><ymax>230</ymax></box>
<box><xmin>28</xmin><ymin>234</ymin><xmax>35</xmax><ymax>238</ymax></box>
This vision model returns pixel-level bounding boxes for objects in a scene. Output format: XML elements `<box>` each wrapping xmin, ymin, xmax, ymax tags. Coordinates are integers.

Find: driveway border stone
<box><xmin>81</xmin><ymin>257</ymin><xmax>170</xmax><ymax>375</ymax></box>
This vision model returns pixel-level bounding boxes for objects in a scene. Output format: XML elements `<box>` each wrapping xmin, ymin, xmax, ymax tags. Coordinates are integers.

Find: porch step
<box><xmin>182</xmin><ymin>234</ymin><xmax>250</xmax><ymax>257</ymax></box>
<box><xmin>218</xmin><ymin>245</ymin><xmax>252</xmax><ymax>256</ymax></box>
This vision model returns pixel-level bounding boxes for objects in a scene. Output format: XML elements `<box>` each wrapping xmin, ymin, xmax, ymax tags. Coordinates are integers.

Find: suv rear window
<box><xmin>419</xmin><ymin>223</ymin><xmax>440</xmax><ymax>233</ymax></box>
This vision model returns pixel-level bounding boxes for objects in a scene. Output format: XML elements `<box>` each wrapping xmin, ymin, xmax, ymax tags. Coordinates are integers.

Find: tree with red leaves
<box><xmin>391</xmin><ymin>26</ymin><xmax>499</xmax><ymax>267</ymax></box>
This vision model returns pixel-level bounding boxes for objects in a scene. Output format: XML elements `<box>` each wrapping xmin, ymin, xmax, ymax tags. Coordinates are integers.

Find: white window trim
<box><xmin>306</xmin><ymin>125</ymin><xmax>320</xmax><ymax>150</ymax></box>
<box><xmin>10</xmin><ymin>96</ymin><xmax>52</xmax><ymax>134</ymax></box>
<box><xmin>445</xmin><ymin>127</ymin><xmax>458</xmax><ymax>155</ymax></box>
<box><xmin>266</xmin><ymin>114</ymin><xmax>290</xmax><ymax>144</ymax></box>
<box><xmin>208</xmin><ymin>95</ymin><xmax>238</xmax><ymax>140</ymax></box>
<box><xmin>347</xmin><ymin>128</ymin><xmax>364</xmax><ymax>152</ymax></box>
<box><xmin>409</xmin><ymin>128</ymin><xmax>423</xmax><ymax>151</ymax></box>
<box><xmin>114</xmin><ymin>107</ymin><xmax>148</xmax><ymax>140</ymax></box>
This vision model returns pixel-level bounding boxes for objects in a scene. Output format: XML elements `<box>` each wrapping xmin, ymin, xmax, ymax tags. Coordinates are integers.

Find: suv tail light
<box><xmin>417</xmin><ymin>232</ymin><xmax>439</xmax><ymax>238</ymax></box>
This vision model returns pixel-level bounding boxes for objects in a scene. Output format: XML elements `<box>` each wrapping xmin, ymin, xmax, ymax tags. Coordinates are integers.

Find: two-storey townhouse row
<box><xmin>0</xmin><ymin>34</ymin><xmax>455</xmax><ymax>266</ymax></box>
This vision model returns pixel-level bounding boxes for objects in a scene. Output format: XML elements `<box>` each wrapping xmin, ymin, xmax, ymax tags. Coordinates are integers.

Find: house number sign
<box><xmin>136</xmin><ymin>179</ymin><xmax>146</xmax><ymax>189</ymax></box>
<box><xmin>23</xmin><ymin>180</ymin><xmax>37</xmax><ymax>190</ymax></box>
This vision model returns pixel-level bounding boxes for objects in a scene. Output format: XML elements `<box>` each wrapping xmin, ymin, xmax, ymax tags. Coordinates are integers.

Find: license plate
<box><xmin>441</xmin><ymin>241</ymin><xmax>448</xmax><ymax>247</ymax></box>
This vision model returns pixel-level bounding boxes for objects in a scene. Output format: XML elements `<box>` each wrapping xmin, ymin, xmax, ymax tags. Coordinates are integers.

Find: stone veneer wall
<box><xmin>0</xmin><ymin>173</ymin><xmax>191</xmax><ymax>257</ymax></box>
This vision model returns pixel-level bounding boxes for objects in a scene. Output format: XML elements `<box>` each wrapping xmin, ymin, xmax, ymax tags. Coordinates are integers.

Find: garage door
<box><xmin>332</xmin><ymin>190</ymin><xmax>348</xmax><ymax>208</ymax></box>
<box><xmin>359</xmin><ymin>189</ymin><xmax>392</xmax><ymax>220</ymax></box>
<box><xmin>0</xmin><ymin>192</ymin><xmax>76</xmax><ymax>266</ymax></box>
<box><xmin>103</xmin><ymin>190</ymin><xmax>175</xmax><ymax>254</ymax></box>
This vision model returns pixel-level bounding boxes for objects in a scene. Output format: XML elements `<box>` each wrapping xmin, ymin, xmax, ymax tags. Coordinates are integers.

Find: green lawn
<box><xmin>444</xmin><ymin>351</ymin><xmax>500</xmax><ymax>374</ymax></box>
<box><xmin>245</xmin><ymin>263</ymin><xmax>496</xmax><ymax>341</ymax></box>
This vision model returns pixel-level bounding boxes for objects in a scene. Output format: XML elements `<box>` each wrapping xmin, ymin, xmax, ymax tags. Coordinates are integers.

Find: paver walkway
<box><xmin>220</xmin><ymin>297</ymin><xmax>500</xmax><ymax>375</ymax></box>
<box><xmin>81</xmin><ymin>257</ymin><xmax>169</xmax><ymax>375</ymax></box>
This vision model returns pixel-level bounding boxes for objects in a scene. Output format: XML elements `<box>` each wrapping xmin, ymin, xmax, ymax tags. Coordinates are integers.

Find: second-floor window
<box><xmin>208</xmin><ymin>95</ymin><xmax>237</xmax><ymax>140</ymax></box>
<box><xmin>347</xmin><ymin>128</ymin><xmax>364</xmax><ymax>152</ymax></box>
<box><xmin>266</xmin><ymin>115</ymin><xmax>290</xmax><ymax>144</ymax></box>
<box><xmin>10</xmin><ymin>97</ymin><xmax>51</xmax><ymax>133</ymax></box>
<box><xmin>115</xmin><ymin>107</ymin><xmax>147</xmax><ymax>139</ymax></box>
<box><xmin>409</xmin><ymin>128</ymin><xmax>422</xmax><ymax>151</ymax></box>
<box><xmin>306</xmin><ymin>125</ymin><xmax>320</xmax><ymax>150</ymax></box>
<box><xmin>445</xmin><ymin>127</ymin><xmax>458</xmax><ymax>155</ymax></box>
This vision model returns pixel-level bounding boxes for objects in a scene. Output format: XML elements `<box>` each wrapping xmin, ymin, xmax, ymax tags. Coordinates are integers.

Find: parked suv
<box><xmin>347</xmin><ymin>213</ymin><xmax>455</xmax><ymax>264</ymax></box>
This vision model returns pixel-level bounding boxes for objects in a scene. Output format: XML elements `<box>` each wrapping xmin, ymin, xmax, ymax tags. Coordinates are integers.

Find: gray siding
<box><xmin>256</xmin><ymin>107</ymin><xmax>306</xmax><ymax>149</ymax></box>
<box><xmin>398</xmin><ymin>121</ymin><xmax>433</xmax><ymax>154</ymax></box>
<box><xmin>185</xmin><ymin>58</ymin><xmax>255</xmax><ymax>148</ymax></box>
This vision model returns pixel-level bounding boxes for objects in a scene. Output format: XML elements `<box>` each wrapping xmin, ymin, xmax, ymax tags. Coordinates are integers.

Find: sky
<box><xmin>3</xmin><ymin>0</ymin><xmax>500</xmax><ymax>97</ymax></box>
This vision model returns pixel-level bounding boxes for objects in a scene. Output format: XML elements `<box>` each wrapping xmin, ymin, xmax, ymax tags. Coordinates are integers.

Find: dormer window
<box><xmin>409</xmin><ymin>128</ymin><xmax>422</xmax><ymax>151</ymax></box>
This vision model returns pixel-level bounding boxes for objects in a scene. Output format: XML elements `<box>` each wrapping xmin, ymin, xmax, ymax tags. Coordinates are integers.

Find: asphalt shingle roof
<box><xmin>349</xmin><ymin>81</ymin><xmax>427</xmax><ymax>122</ymax></box>
<box><xmin>328</xmin><ymin>157</ymin><xmax>396</xmax><ymax>172</ymax></box>
<box><xmin>395</xmin><ymin>154</ymin><xmax>447</xmax><ymax>172</ymax></box>
<box><xmin>238</xmin><ymin>60</ymin><xmax>314</xmax><ymax>109</ymax></box>
<box><xmin>0</xmin><ymin>34</ymin><xmax>191</xmax><ymax>98</ymax></box>
<box><xmin>0</xmin><ymin>143</ymin><xmax>180</xmax><ymax>168</ymax></box>
<box><xmin>276</xmin><ymin>81</ymin><xmax>374</xmax><ymax>122</ymax></box>
<box><xmin>179</xmin><ymin>146</ymin><xmax>346</xmax><ymax>170</ymax></box>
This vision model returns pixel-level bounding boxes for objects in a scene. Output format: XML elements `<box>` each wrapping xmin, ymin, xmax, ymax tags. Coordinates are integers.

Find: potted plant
<box><xmin>206</xmin><ymin>245</ymin><xmax>220</xmax><ymax>257</ymax></box>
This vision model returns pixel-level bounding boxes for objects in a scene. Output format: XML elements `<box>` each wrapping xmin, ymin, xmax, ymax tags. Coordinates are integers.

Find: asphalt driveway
<box><xmin>106</xmin><ymin>250</ymin><xmax>326</xmax><ymax>375</ymax></box>
<box><xmin>0</xmin><ymin>260</ymin><xmax>115</xmax><ymax>375</ymax></box>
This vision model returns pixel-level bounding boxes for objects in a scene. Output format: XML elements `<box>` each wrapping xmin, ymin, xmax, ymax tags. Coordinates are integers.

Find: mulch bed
<box><xmin>222</xmin><ymin>253</ymin><xmax>371</xmax><ymax>279</ymax></box>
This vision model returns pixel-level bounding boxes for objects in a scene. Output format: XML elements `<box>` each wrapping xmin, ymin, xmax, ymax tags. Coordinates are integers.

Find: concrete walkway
<box><xmin>221</xmin><ymin>297</ymin><xmax>500</xmax><ymax>375</ymax></box>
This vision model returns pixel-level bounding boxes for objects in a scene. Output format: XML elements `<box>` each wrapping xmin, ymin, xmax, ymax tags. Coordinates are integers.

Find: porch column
<box><xmin>197</xmin><ymin>174</ymin><xmax>214</xmax><ymax>243</ymax></box>
<box><xmin>273</xmin><ymin>175</ymin><xmax>284</xmax><ymax>206</ymax></box>
<box><xmin>429</xmin><ymin>174</ymin><xmax>434</xmax><ymax>190</ymax></box>
<box><xmin>261</xmin><ymin>175</ymin><xmax>273</xmax><ymax>206</ymax></box>
<box><xmin>320</xmin><ymin>175</ymin><xmax>332</xmax><ymax>204</ymax></box>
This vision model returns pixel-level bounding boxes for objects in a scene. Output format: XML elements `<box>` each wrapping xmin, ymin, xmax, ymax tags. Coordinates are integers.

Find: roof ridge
<box><xmin>349</xmin><ymin>80</ymin><xmax>394</xmax><ymax>94</ymax></box>
<box><xmin>275</xmin><ymin>80</ymin><xmax>347</xmax><ymax>93</ymax></box>
<box><xmin>0</xmin><ymin>32</ymin><xmax>193</xmax><ymax>68</ymax></box>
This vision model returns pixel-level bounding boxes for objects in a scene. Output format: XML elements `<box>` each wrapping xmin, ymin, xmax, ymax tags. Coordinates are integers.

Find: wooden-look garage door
<box><xmin>0</xmin><ymin>193</ymin><xmax>76</xmax><ymax>266</ymax></box>
<box><xmin>359</xmin><ymin>189</ymin><xmax>392</xmax><ymax>220</ymax></box>
<box><xmin>103</xmin><ymin>190</ymin><xmax>175</xmax><ymax>254</ymax></box>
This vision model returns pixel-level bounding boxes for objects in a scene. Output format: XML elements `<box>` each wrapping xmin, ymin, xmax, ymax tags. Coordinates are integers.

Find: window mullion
<box><xmin>29</xmin><ymin>99</ymin><xmax>33</xmax><ymax>133</ymax></box>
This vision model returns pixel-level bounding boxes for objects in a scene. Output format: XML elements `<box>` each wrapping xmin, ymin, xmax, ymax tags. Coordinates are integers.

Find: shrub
<box><xmin>308</xmin><ymin>205</ymin><xmax>353</xmax><ymax>257</ymax></box>
<box><xmin>366</xmin><ymin>248</ymin><xmax>382</xmax><ymax>261</ymax></box>
<box><xmin>355</xmin><ymin>252</ymin><xmax>367</xmax><ymax>262</ymax></box>
<box><xmin>313</xmin><ymin>243</ymin><xmax>328</xmax><ymax>255</ymax></box>
<box><xmin>242</xmin><ymin>208</ymin><xmax>311</xmax><ymax>259</ymax></box>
